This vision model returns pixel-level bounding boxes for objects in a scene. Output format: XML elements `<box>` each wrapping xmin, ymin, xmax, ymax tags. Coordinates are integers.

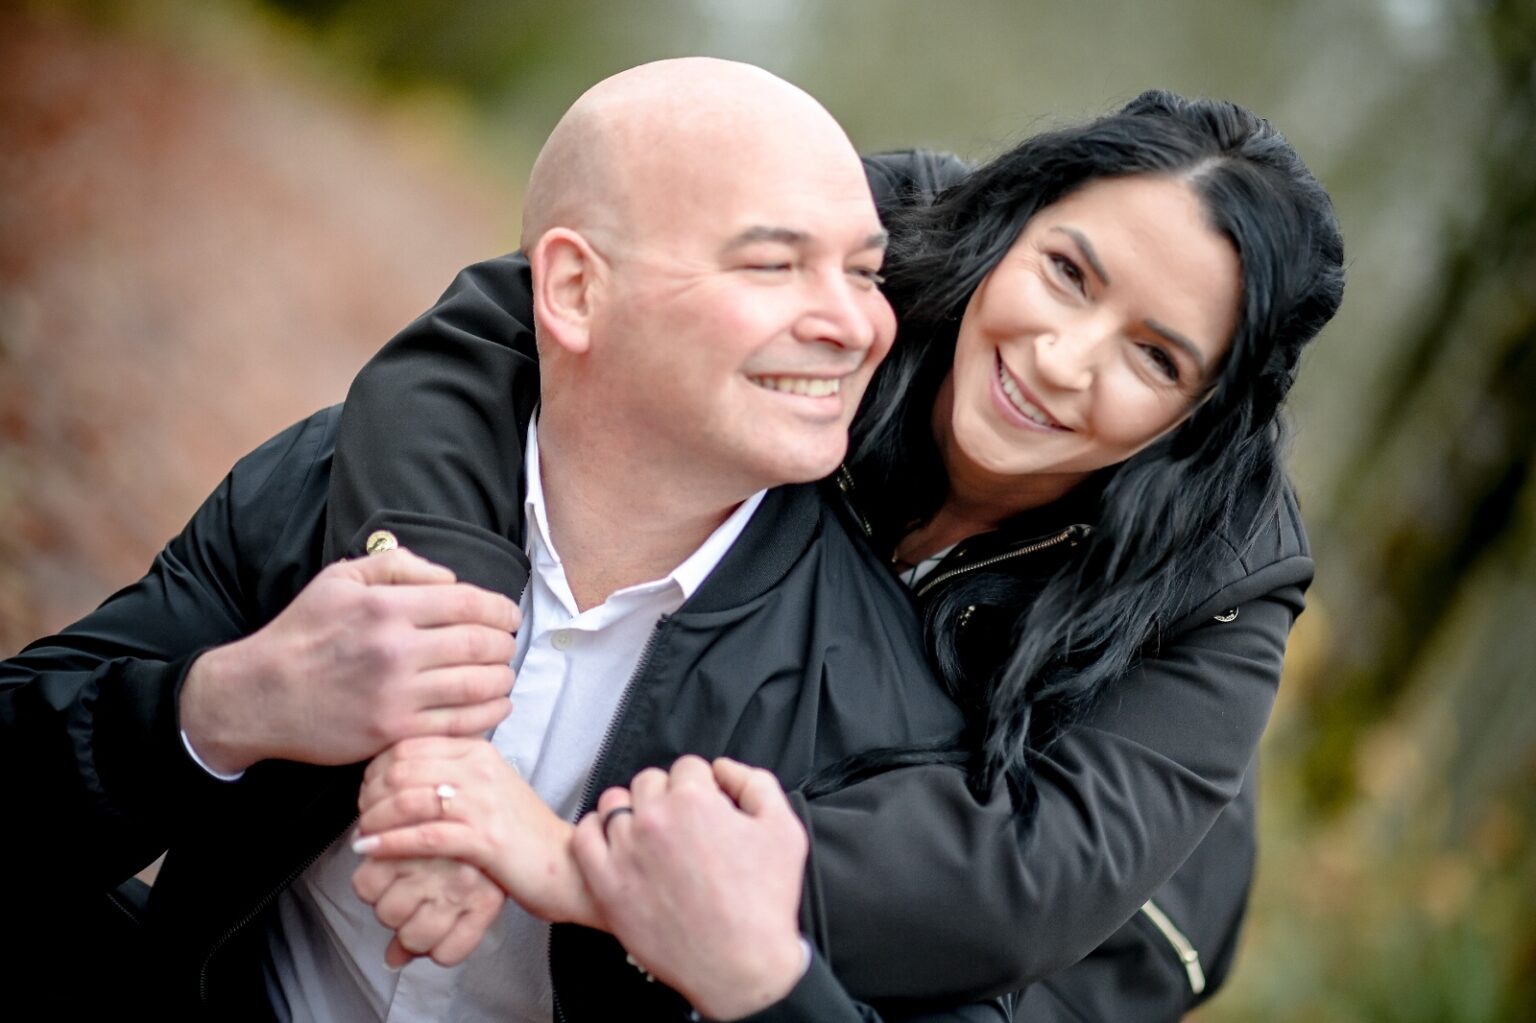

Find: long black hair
<box><xmin>838</xmin><ymin>90</ymin><xmax>1346</xmax><ymax>809</ymax></box>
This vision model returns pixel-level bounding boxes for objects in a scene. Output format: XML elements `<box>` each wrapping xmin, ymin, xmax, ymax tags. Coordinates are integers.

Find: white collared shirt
<box><xmin>264</xmin><ymin>418</ymin><xmax>765</xmax><ymax>1022</ymax></box>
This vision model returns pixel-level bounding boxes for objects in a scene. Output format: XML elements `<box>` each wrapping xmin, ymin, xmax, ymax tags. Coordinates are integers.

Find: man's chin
<box><xmin>757</xmin><ymin>436</ymin><xmax>850</xmax><ymax>486</ymax></box>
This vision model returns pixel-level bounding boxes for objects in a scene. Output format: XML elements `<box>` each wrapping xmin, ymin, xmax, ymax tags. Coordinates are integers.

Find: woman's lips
<box><xmin>994</xmin><ymin>352</ymin><xmax>1069</xmax><ymax>431</ymax></box>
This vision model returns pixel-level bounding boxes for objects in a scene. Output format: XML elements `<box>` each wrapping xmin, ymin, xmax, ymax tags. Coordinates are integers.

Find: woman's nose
<box><xmin>1031</xmin><ymin>327</ymin><xmax>1098</xmax><ymax>391</ymax></box>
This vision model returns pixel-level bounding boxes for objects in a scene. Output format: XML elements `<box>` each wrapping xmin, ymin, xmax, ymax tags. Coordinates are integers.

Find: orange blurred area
<box><xmin>0</xmin><ymin>7</ymin><xmax>508</xmax><ymax>647</ymax></box>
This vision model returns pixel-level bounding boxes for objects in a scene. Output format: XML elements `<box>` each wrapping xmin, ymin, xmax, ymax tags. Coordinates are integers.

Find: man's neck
<box><xmin>535</xmin><ymin>418</ymin><xmax>746</xmax><ymax>612</ymax></box>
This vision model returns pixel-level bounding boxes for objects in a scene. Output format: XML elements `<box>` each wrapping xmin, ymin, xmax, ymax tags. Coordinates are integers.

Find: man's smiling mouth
<box><xmin>749</xmin><ymin>375</ymin><xmax>843</xmax><ymax>398</ymax></box>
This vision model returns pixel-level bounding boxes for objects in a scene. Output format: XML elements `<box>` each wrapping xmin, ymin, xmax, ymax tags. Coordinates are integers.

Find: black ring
<box><xmin>601</xmin><ymin>805</ymin><xmax>634</xmax><ymax>840</ymax></box>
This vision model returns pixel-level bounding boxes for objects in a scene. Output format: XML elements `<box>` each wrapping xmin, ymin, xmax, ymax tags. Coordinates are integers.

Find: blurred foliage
<box><xmin>2</xmin><ymin>0</ymin><xmax>1533</xmax><ymax>1018</ymax></box>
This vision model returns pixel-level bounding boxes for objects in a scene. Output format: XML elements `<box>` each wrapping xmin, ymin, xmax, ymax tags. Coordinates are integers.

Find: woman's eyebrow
<box><xmin>1145</xmin><ymin>318</ymin><xmax>1209</xmax><ymax>373</ymax></box>
<box><xmin>1052</xmin><ymin>226</ymin><xmax>1111</xmax><ymax>284</ymax></box>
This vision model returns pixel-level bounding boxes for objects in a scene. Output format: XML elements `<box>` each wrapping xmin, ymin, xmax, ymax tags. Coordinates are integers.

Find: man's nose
<box><xmin>794</xmin><ymin>271</ymin><xmax>882</xmax><ymax>353</ymax></box>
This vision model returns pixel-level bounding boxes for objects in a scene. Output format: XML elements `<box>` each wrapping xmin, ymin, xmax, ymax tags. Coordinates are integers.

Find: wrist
<box><xmin>179</xmin><ymin>643</ymin><xmax>263</xmax><ymax>775</ymax></box>
<box><xmin>528</xmin><ymin>826</ymin><xmax>602</xmax><ymax>926</ymax></box>
<box><xmin>687</xmin><ymin>930</ymin><xmax>805</xmax><ymax>1022</ymax></box>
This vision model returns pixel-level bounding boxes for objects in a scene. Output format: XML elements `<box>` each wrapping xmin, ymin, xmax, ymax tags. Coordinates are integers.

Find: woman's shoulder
<box><xmin>861</xmin><ymin>150</ymin><xmax>972</xmax><ymax>213</ymax></box>
<box><xmin>1215</xmin><ymin>473</ymin><xmax>1310</xmax><ymax>567</ymax></box>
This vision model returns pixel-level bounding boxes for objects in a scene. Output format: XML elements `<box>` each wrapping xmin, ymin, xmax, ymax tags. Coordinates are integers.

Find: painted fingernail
<box><xmin>351</xmin><ymin>835</ymin><xmax>380</xmax><ymax>854</ymax></box>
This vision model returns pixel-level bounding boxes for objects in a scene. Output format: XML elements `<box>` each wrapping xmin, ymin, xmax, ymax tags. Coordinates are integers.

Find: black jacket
<box><xmin>2</xmin><ymin>406</ymin><xmax>998</xmax><ymax>1022</ymax></box>
<box><xmin>321</xmin><ymin>153</ymin><xmax>1312</xmax><ymax>1021</ymax></box>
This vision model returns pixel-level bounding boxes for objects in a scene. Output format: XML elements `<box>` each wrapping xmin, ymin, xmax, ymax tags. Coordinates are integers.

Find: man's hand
<box><xmin>571</xmin><ymin>756</ymin><xmax>808</xmax><ymax>1021</ymax></box>
<box><xmin>352</xmin><ymin>737</ymin><xmax>598</xmax><ymax>930</ymax></box>
<box><xmin>179</xmin><ymin>549</ymin><xmax>519</xmax><ymax>774</ymax></box>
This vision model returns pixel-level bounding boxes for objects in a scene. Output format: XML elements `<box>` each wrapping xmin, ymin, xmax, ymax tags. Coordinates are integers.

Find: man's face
<box><xmin>586</xmin><ymin>149</ymin><xmax>895</xmax><ymax>493</ymax></box>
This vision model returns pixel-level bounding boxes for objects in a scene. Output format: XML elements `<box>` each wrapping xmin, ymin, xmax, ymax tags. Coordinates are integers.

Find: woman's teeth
<box><xmin>997</xmin><ymin>361</ymin><xmax>1060</xmax><ymax>428</ymax></box>
<box><xmin>750</xmin><ymin>376</ymin><xmax>842</xmax><ymax>397</ymax></box>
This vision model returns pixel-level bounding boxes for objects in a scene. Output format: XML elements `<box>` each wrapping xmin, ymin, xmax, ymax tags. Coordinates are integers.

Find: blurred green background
<box><xmin>1</xmin><ymin>0</ymin><xmax>1532</xmax><ymax>1019</ymax></box>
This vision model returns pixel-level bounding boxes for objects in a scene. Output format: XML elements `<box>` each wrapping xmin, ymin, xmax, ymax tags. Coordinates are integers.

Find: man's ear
<box><xmin>529</xmin><ymin>227</ymin><xmax>601</xmax><ymax>355</ymax></box>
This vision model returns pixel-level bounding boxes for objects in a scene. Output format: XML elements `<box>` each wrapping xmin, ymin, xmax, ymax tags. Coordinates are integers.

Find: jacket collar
<box><xmin>677</xmin><ymin>483</ymin><xmax>823</xmax><ymax>614</ymax></box>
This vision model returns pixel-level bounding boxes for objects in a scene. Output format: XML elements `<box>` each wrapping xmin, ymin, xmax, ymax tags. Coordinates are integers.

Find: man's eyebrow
<box><xmin>720</xmin><ymin>226</ymin><xmax>889</xmax><ymax>255</ymax></box>
<box><xmin>721</xmin><ymin>226</ymin><xmax>811</xmax><ymax>253</ymax></box>
<box><xmin>1052</xmin><ymin>226</ymin><xmax>1111</xmax><ymax>285</ymax></box>
<box><xmin>1145</xmin><ymin>318</ymin><xmax>1210</xmax><ymax>374</ymax></box>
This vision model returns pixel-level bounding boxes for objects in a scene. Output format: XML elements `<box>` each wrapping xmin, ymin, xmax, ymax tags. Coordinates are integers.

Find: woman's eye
<box><xmin>744</xmin><ymin>263</ymin><xmax>793</xmax><ymax>273</ymax></box>
<box><xmin>1140</xmin><ymin>344</ymin><xmax>1181</xmax><ymax>383</ymax></box>
<box><xmin>1048</xmin><ymin>253</ymin><xmax>1086</xmax><ymax>294</ymax></box>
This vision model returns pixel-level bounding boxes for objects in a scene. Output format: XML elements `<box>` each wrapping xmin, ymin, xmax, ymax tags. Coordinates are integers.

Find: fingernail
<box><xmin>384</xmin><ymin>958</ymin><xmax>403</xmax><ymax>973</ymax></box>
<box><xmin>352</xmin><ymin>835</ymin><xmax>380</xmax><ymax>854</ymax></box>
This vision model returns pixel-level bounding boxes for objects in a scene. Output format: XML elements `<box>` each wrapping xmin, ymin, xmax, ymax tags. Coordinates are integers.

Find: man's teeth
<box><xmin>751</xmin><ymin>376</ymin><xmax>842</xmax><ymax>398</ymax></box>
<box><xmin>997</xmin><ymin>363</ymin><xmax>1059</xmax><ymax>428</ymax></box>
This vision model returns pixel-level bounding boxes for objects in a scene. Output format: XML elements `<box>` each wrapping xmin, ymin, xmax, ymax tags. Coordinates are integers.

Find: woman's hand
<box><xmin>352</xmin><ymin>856</ymin><xmax>506</xmax><ymax>968</ymax></box>
<box><xmin>351</xmin><ymin>737</ymin><xmax>602</xmax><ymax>930</ymax></box>
<box><xmin>572</xmin><ymin>755</ymin><xmax>809</xmax><ymax>1021</ymax></box>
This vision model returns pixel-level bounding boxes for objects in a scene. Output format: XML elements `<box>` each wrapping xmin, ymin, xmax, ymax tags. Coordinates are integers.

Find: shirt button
<box><xmin>551</xmin><ymin>630</ymin><xmax>575</xmax><ymax>651</ymax></box>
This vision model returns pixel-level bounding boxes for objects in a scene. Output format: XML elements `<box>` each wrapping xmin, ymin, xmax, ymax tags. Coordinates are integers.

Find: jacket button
<box><xmin>365</xmin><ymin>530</ymin><xmax>399</xmax><ymax>556</ymax></box>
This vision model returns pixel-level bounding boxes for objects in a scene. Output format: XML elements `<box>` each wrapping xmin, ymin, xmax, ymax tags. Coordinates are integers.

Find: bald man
<box><xmin>2</xmin><ymin>60</ymin><xmax>970</xmax><ymax>1021</ymax></box>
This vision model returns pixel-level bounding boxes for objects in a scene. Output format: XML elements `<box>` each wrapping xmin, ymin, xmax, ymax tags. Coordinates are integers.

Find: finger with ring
<box><xmin>601</xmin><ymin>805</ymin><xmax>634</xmax><ymax>841</ymax></box>
<box><xmin>435</xmin><ymin>782</ymin><xmax>458</xmax><ymax>818</ymax></box>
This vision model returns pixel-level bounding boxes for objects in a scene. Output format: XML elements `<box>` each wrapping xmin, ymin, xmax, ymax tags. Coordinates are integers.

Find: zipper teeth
<box><xmin>552</xmin><ymin>617</ymin><xmax>669</xmax><ymax>1023</ymax></box>
<box><xmin>105</xmin><ymin>887</ymin><xmax>142</xmax><ymax>925</ymax></box>
<box><xmin>914</xmin><ymin>526</ymin><xmax>1081</xmax><ymax>599</ymax></box>
<box><xmin>575</xmin><ymin>618</ymin><xmax>666</xmax><ymax>816</ymax></box>
<box><xmin>199</xmin><ymin>813</ymin><xmax>360</xmax><ymax>1005</ymax></box>
<box><xmin>835</xmin><ymin>465</ymin><xmax>874</xmax><ymax>538</ymax></box>
<box><xmin>1139</xmin><ymin>899</ymin><xmax>1206</xmax><ymax>996</ymax></box>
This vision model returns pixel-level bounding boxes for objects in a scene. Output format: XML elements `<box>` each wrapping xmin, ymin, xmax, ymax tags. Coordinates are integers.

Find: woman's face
<box><xmin>938</xmin><ymin>174</ymin><xmax>1241</xmax><ymax>507</ymax></box>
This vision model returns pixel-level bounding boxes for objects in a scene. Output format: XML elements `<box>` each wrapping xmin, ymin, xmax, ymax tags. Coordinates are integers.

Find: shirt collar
<box><xmin>522</xmin><ymin>417</ymin><xmax>766</xmax><ymax>602</ymax></box>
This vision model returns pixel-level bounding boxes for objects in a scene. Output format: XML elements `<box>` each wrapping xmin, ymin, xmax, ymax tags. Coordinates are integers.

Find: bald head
<box><xmin>526</xmin><ymin>60</ymin><xmax>894</xmax><ymax>506</ymax></box>
<box><xmin>521</xmin><ymin>58</ymin><xmax>868</xmax><ymax>251</ymax></box>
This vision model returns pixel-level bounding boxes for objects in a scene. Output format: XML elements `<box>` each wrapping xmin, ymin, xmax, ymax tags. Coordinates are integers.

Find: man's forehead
<box><xmin>622</xmin><ymin>134</ymin><xmax>880</xmax><ymax>253</ymax></box>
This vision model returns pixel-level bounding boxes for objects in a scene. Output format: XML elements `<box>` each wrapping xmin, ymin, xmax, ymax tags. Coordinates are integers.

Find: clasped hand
<box><xmin>350</xmin><ymin>744</ymin><xmax>809</xmax><ymax>1019</ymax></box>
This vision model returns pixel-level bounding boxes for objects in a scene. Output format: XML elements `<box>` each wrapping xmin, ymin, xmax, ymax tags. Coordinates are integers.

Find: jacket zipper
<box><xmin>914</xmin><ymin>525</ymin><xmax>1086</xmax><ymax>600</ymax></box>
<box><xmin>551</xmin><ymin>617</ymin><xmax>668</xmax><ymax>1023</ymax></box>
<box><xmin>1138</xmin><ymin>899</ymin><xmax>1206</xmax><ymax>996</ymax></box>
<box><xmin>836</xmin><ymin>464</ymin><xmax>1089</xmax><ymax>599</ymax></box>
<box><xmin>834</xmin><ymin>465</ymin><xmax>874</xmax><ymax>538</ymax></box>
<box><xmin>198</xmin><ymin>813</ymin><xmax>360</xmax><ymax>1005</ymax></box>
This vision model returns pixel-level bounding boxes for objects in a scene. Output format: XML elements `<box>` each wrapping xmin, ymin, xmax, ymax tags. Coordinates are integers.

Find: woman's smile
<box><xmin>993</xmin><ymin>351</ymin><xmax>1070</xmax><ymax>431</ymax></box>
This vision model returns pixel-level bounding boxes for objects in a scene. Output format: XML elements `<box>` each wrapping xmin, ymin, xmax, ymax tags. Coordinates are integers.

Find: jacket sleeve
<box><xmin>324</xmin><ymin>253</ymin><xmax>539</xmax><ymax>597</ymax></box>
<box><xmin>0</xmin><ymin>411</ymin><xmax>333</xmax><ymax>889</ymax></box>
<box><xmin>725</xmin><ymin>953</ymin><xmax>1011</xmax><ymax>1023</ymax></box>
<box><xmin>793</xmin><ymin>571</ymin><xmax>1308</xmax><ymax>1003</ymax></box>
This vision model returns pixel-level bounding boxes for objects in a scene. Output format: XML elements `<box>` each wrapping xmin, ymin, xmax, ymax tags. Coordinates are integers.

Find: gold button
<box><xmin>365</xmin><ymin>530</ymin><xmax>399</xmax><ymax>556</ymax></box>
